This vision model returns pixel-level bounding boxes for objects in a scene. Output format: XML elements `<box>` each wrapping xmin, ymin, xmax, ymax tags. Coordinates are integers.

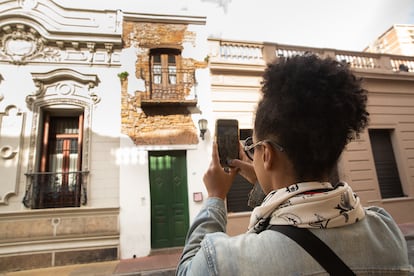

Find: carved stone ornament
<box><xmin>26</xmin><ymin>69</ymin><xmax>101</xmax><ymax>107</ymax></box>
<box><xmin>0</xmin><ymin>73</ymin><xmax>3</xmax><ymax>102</ymax></box>
<box><xmin>0</xmin><ymin>105</ymin><xmax>24</xmax><ymax>205</ymax></box>
<box><xmin>0</xmin><ymin>24</ymin><xmax>59</xmax><ymax>65</ymax></box>
<box><xmin>18</xmin><ymin>0</ymin><xmax>39</xmax><ymax>10</ymax></box>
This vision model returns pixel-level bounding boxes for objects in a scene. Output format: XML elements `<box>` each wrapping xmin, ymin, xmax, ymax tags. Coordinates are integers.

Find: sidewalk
<box><xmin>3</xmin><ymin>251</ymin><xmax>182</xmax><ymax>276</ymax></box>
<box><xmin>3</xmin><ymin>223</ymin><xmax>414</xmax><ymax>276</ymax></box>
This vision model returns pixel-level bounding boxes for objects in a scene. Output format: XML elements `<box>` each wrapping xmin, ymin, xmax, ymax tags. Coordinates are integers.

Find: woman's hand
<box><xmin>203</xmin><ymin>143</ymin><xmax>238</xmax><ymax>200</ymax></box>
<box><xmin>228</xmin><ymin>142</ymin><xmax>257</xmax><ymax>185</ymax></box>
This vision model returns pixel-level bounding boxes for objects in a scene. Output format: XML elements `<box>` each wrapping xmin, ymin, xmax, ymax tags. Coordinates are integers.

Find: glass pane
<box><xmin>168</xmin><ymin>66</ymin><xmax>177</xmax><ymax>84</ymax></box>
<box><xmin>68</xmin><ymin>139</ymin><xmax>78</xmax><ymax>191</ymax></box>
<box><xmin>48</xmin><ymin>139</ymin><xmax>63</xmax><ymax>191</ymax></box>
<box><xmin>50</xmin><ymin>117</ymin><xmax>79</xmax><ymax>134</ymax></box>
<box><xmin>153</xmin><ymin>54</ymin><xmax>161</xmax><ymax>63</ymax></box>
<box><xmin>153</xmin><ymin>64</ymin><xmax>162</xmax><ymax>74</ymax></box>
<box><xmin>153</xmin><ymin>64</ymin><xmax>162</xmax><ymax>84</ymax></box>
<box><xmin>168</xmin><ymin>54</ymin><xmax>176</xmax><ymax>64</ymax></box>
<box><xmin>154</xmin><ymin>75</ymin><xmax>161</xmax><ymax>84</ymax></box>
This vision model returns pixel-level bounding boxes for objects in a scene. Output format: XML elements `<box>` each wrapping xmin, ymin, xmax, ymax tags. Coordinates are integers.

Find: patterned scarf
<box><xmin>247</xmin><ymin>181</ymin><xmax>365</xmax><ymax>233</ymax></box>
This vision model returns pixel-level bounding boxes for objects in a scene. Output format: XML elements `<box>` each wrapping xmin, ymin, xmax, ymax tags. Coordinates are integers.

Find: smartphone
<box><xmin>215</xmin><ymin>119</ymin><xmax>240</xmax><ymax>167</ymax></box>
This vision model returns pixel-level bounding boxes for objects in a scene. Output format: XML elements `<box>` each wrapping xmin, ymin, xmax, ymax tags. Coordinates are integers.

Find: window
<box><xmin>226</xmin><ymin>129</ymin><xmax>254</xmax><ymax>212</ymax></box>
<box><xmin>369</xmin><ymin>129</ymin><xmax>404</xmax><ymax>199</ymax></box>
<box><xmin>34</xmin><ymin>112</ymin><xmax>84</xmax><ymax>208</ymax></box>
<box><xmin>150</xmin><ymin>48</ymin><xmax>181</xmax><ymax>98</ymax></box>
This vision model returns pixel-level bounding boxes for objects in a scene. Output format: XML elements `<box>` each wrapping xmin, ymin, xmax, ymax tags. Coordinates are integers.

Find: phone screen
<box><xmin>215</xmin><ymin>119</ymin><xmax>239</xmax><ymax>167</ymax></box>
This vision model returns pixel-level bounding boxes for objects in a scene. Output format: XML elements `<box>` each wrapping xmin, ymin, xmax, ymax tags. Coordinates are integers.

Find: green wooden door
<box><xmin>149</xmin><ymin>150</ymin><xmax>189</xmax><ymax>248</ymax></box>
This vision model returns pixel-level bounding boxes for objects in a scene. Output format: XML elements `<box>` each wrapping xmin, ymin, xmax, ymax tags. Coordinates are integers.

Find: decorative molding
<box><xmin>0</xmin><ymin>73</ymin><xmax>3</xmax><ymax>102</ymax></box>
<box><xmin>123</xmin><ymin>12</ymin><xmax>206</xmax><ymax>26</ymax></box>
<box><xmin>25</xmin><ymin>70</ymin><xmax>95</xmax><ymax>205</ymax></box>
<box><xmin>26</xmin><ymin>69</ymin><xmax>101</xmax><ymax>106</ymax></box>
<box><xmin>0</xmin><ymin>0</ymin><xmax>121</xmax><ymax>43</ymax></box>
<box><xmin>0</xmin><ymin>24</ymin><xmax>59</xmax><ymax>65</ymax></box>
<box><xmin>0</xmin><ymin>23</ymin><xmax>121</xmax><ymax>65</ymax></box>
<box><xmin>0</xmin><ymin>0</ymin><xmax>124</xmax><ymax>65</ymax></box>
<box><xmin>0</xmin><ymin>105</ymin><xmax>25</xmax><ymax>205</ymax></box>
<box><xmin>18</xmin><ymin>0</ymin><xmax>39</xmax><ymax>10</ymax></box>
<box><xmin>0</xmin><ymin>145</ymin><xmax>17</xmax><ymax>159</ymax></box>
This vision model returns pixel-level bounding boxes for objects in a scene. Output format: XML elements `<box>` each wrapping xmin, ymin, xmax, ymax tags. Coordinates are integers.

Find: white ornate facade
<box><xmin>0</xmin><ymin>0</ymin><xmax>123</xmax><ymax>271</ymax></box>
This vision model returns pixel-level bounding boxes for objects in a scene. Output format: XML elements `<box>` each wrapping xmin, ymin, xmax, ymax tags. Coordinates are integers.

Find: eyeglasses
<box><xmin>243</xmin><ymin>136</ymin><xmax>285</xmax><ymax>161</ymax></box>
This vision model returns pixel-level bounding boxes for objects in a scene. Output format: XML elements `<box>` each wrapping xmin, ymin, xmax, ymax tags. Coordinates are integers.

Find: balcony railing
<box><xmin>208</xmin><ymin>38</ymin><xmax>414</xmax><ymax>73</ymax></box>
<box><xmin>141</xmin><ymin>68</ymin><xmax>197</xmax><ymax>105</ymax></box>
<box><xmin>24</xmin><ymin>171</ymin><xmax>88</xmax><ymax>209</ymax></box>
<box><xmin>219</xmin><ymin>42</ymin><xmax>264</xmax><ymax>63</ymax></box>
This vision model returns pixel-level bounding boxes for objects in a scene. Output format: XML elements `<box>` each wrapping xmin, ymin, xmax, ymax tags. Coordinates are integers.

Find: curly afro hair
<box><xmin>254</xmin><ymin>54</ymin><xmax>369</xmax><ymax>181</ymax></box>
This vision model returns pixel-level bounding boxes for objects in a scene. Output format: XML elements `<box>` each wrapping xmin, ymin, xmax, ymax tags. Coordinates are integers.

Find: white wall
<box><xmin>0</xmin><ymin>65</ymin><xmax>36</xmax><ymax>211</ymax></box>
<box><xmin>119</xmin><ymin>135</ymin><xmax>152</xmax><ymax>258</ymax></box>
<box><xmin>87</xmin><ymin>68</ymin><xmax>122</xmax><ymax>208</ymax></box>
<box><xmin>118</xmin><ymin>32</ymin><xmax>213</xmax><ymax>257</ymax></box>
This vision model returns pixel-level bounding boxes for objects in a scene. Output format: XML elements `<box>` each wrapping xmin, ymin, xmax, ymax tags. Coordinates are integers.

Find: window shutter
<box><xmin>226</xmin><ymin>129</ymin><xmax>254</xmax><ymax>212</ymax></box>
<box><xmin>226</xmin><ymin>174</ymin><xmax>254</xmax><ymax>212</ymax></box>
<box><xmin>369</xmin><ymin>129</ymin><xmax>404</xmax><ymax>199</ymax></box>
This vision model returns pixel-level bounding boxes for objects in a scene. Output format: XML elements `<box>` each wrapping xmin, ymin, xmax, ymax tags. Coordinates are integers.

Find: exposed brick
<box><xmin>121</xmin><ymin>21</ymin><xmax>204</xmax><ymax>146</ymax></box>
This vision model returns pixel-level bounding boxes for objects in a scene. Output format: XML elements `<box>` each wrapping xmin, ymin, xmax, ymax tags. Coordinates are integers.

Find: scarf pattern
<box><xmin>247</xmin><ymin>181</ymin><xmax>365</xmax><ymax>233</ymax></box>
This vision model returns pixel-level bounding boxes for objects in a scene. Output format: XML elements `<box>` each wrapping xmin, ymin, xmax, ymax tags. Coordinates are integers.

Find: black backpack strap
<box><xmin>268</xmin><ymin>225</ymin><xmax>355</xmax><ymax>276</ymax></box>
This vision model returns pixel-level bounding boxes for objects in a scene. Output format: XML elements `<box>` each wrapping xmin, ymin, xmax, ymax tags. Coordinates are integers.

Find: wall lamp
<box><xmin>198</xmin><ymin>119</ymin><xmax>208</xmax><ymax>140</ymax></box>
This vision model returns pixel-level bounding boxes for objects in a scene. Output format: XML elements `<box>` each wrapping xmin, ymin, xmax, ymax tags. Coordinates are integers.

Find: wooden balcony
<box><xmin>141</xmin><ymin>68</ymin><xmax>197</xmax><ymax>106</ymax></box>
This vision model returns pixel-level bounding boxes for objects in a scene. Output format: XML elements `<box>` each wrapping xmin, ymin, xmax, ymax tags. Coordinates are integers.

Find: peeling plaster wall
<box><xmin>118</xmin><ymin>20</ymin><xmax>211</xmax><ymax>258</ymax></box>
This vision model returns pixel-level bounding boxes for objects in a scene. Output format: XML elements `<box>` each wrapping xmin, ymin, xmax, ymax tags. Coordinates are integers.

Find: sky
<box><xmin>60</xmin><ymin>0</ymin><xmax>414</xmax><ymax>51</ymax></box>
<box><xmin>202</xmin><ymin>0</ymin><xmax>414</xmax><ymax>51</ymax></box>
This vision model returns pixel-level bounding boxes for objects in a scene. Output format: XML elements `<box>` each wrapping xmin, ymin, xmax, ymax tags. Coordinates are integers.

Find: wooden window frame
<box><xmin>35</xmin><ymin>112</ymin><xmax>84</xmax><ymax>208</ymax></box>
<box><xmin>149</xmin><ymin>48</ymin><xmax>182</xmax><ymax>96</ymax></box>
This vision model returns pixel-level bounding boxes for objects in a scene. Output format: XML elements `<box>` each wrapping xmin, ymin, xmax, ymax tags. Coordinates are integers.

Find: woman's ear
<box><xmin>262</xmin><ymin>144</ymin><xmax>275</xmax><ymax>170</ymax></box>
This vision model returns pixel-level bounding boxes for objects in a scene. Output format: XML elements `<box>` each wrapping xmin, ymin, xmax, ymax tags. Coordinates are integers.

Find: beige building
<box><xmin>207</xmin><ymin>40</ymin><xmax>414</xmax><ymax>234</ymax></box>
<box><xmin>0</xmin><ymin>0</ymin><xmax>413</xmax><ymax>273</ymax></box>
<box><xmin>365</xmin><ymin>24</ymin><xmax>414</xmax><ymax>72</ymax></box>
<box><xmin>365</xmin><ymin>24</ymin><xmax>414</xmax><ymax>56</ymax></box>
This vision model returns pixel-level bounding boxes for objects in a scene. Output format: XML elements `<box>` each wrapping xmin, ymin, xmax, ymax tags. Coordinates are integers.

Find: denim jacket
<box><xmin>176</xmin><ymin>197</ymin><xmax>410</xmax><ymax>276</ymax></box>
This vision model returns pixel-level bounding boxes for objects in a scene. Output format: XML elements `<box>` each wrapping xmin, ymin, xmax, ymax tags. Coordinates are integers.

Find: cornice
<box><xmin>209</xmin><ymin>61</ymin><xmax>266</xmax><ymax>76</ymax></box>
<box><xmin>31</xmin><ymin>68</ymin><xmax>99</xmax><ymax>86</ymax></box>
<box><xmin>0</xmin><ymin>0</ymin><xmax>122</xmax><ymax>44</ymax></box>
<box><xmin>354</xmin><ymin>68</ymin><xmax>414</xmax><ymax>82</ymax></box>
<box><xmin>0</xmin><ymin>206</ymin><xmax>120</xmax><ymax>220</ymax></box>
<box><xmin>123</xmin><ymin>12</ymin><xmax>207</xmax><ymax>25</ymax></box>
<box><xmin>0</xmin><ymin>23</ymin><xmax>121</xmax><ymax>65</ymax></box>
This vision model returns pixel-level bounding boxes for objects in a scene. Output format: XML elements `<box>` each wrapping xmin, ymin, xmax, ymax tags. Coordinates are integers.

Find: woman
<box><xmin>176</xmin><ymin>54</ymin><xmax>410</xmax><ymax>275</ymax></box>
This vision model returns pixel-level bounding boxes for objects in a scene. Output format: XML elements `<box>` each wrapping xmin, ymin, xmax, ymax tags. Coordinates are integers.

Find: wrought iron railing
<box><xmin>142</xmin><ymin>68</ymin><xmax>196</xmax><ymax>101</ymax></box>
<box><xmin>23</xmin><ymin>171</ymin><xmax>89</xmax><ymax>209</ymax></box>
